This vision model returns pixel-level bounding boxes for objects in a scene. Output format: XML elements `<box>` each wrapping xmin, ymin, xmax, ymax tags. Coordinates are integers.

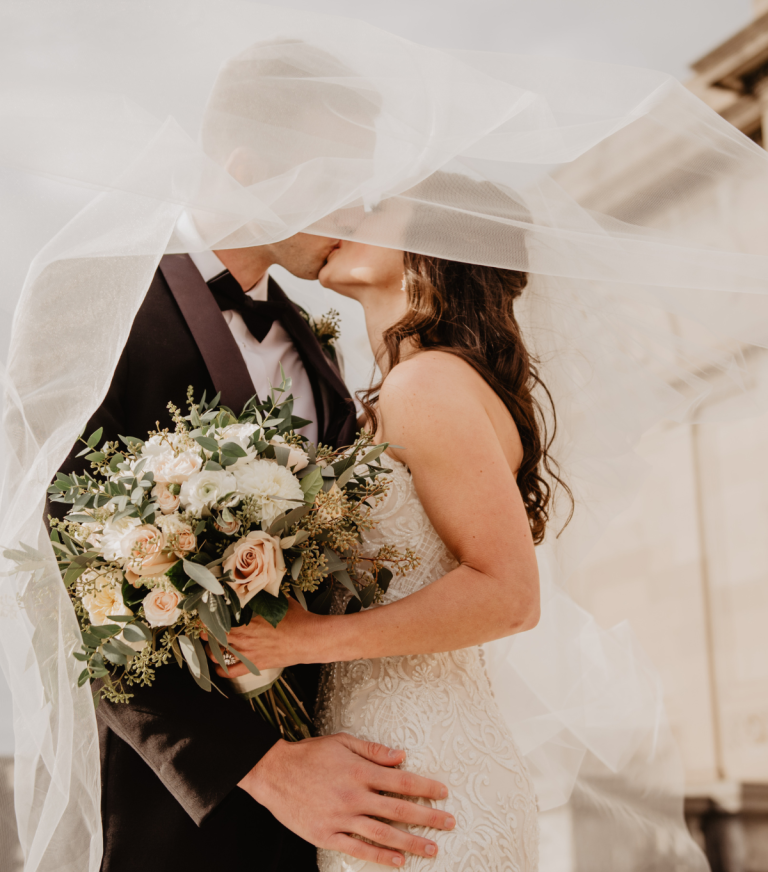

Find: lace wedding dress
<box><xmin>316</xmin><ymin>457</ymin><xmax>539</xmax><ymax>872</ymax></box>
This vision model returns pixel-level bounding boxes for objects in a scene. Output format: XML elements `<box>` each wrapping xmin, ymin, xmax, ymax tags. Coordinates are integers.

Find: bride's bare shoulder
<box><xmin>381</xmin><ymin>350</ymin><xmax>487</xmax><ymax>403</ymax></box>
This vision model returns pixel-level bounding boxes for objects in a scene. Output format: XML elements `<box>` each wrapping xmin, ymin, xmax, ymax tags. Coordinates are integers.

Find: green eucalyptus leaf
<box><xmin>300</xmin><ymin>467</ymin><xmax>323</xmax><ymax>504</ymax></box>
<box><xmin>220</xmin><ymin>441</ymin><xmax>248</xmax><ymax>458</ymax></box>
<box><xmin>333</xmin><ymin>569</ymin><xmax>360</xmax><ymax>600</ymax></box>
<box><xmin>290</xmin><ymin>553</ymin><xmax>304</xmax><ymax>581</ymax></box>
<box><xmin>122</xmin><ymin>623</ymin><xmax>152</xmax><ymax>644</ymax></box>
<box><xmin>249</xmin><ymin>589</ymin><xmax>289</xmax><ymax>628</ymax></box>
<box><xmin>194</xmin><ymin>435</ymin><xmax>219</xmax><ymax>453</ymax></box>
<box><xmin>182</xmin><ymin>560</ymin><xmax>225</xmax><ymax>594</ymax></box>
<box><xmin>291</xmin><ymin>584</ymin><xmax>307</xmax><ymax>610</ymax></box>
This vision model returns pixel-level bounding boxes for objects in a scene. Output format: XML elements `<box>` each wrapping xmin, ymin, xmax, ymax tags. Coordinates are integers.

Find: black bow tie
<box><xmin>207</xmin><ymin>270</ymin><xmax>292</xmax><ymax>342</ymax></box>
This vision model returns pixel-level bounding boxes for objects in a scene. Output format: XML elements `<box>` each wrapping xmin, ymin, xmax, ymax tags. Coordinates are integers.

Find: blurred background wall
<box><xmin>0</xmin><ymin>2</ymin><xmax>764</xmax><ymax>871</ymax></box>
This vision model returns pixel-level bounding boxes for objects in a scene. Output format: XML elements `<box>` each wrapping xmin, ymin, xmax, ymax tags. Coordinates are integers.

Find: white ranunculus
<box><xmin>179</xmin><ymin>469</ymin><xmax>238</xmax><ymax>516</ymax></box>
<box><xmin>100</xmin><ymin>515</ymin><xmax>142</xmax><ymax>562</ymax></box>
<box><xmin>233</xmin><ymin>459</ymin><xmax>304</xmax><ymax>527</ymax></box>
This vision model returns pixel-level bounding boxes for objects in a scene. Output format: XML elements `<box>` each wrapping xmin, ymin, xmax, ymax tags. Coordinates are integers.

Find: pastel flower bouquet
<box><xmin>40</xmin><ymin>374</ymin><xmax>417</xmax><ymax>740</ymax></box>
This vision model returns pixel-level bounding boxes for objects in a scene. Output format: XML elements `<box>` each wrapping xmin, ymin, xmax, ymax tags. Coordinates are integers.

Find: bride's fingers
<box><xmin>352</xmin><ymin>817</ymin><xmax>440</xmax><ymax>859</ymax></box>
<box><xmin>325</xmin><ymin>833</ymin><xmax>406</xmax><ymax>868</ymax></box>
<box><xmin>202</xmin><ymin>642</ymin><xmax>249</xmax><ymax>678</ymax></box>
<box><xmin>369</xmin><ymin>795</ymin><xmax>456</xmax><ymax>833</ymax></box>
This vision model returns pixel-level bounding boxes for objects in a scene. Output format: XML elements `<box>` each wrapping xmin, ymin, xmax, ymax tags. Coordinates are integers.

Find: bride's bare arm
<box><xmin>211</xmin><ymin>352</ymin><xmax>540</xmax><ymax>673</ymax></box>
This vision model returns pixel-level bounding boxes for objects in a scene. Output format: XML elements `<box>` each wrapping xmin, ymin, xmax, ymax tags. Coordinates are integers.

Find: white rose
<box><xmin>233</xmin><ymin>459</ymin><xmax>304</xmax><ymax>527</ymax></box>
<box><xmin>271</xmin><ymin>435</ymin><xmax>309</xmax><ymax>472</ymax></box>
<box><xmin>100</xmin><ymin>515</ymin><xmax>142</xmax><ymax>561</ymax></box>
<box><xmin>179</xmin><ymin>469</ymin><xmax>238</xmax><ymax>516</ymax></box>
<box><xmin>82</xmin><ymin>577</ymin><xmax>133</xmax><ymax>627</ymax></box>
<box><xmin>142</xmin><ymin>589</ymin><xmax>183</xmax><ymax>627</ymax></box>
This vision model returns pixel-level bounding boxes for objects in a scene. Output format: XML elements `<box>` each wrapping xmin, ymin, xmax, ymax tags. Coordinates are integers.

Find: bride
<box><xmin>220</xmin><ymin>230</ymin><xmax>572</xmax><ymax>870</ymax></box>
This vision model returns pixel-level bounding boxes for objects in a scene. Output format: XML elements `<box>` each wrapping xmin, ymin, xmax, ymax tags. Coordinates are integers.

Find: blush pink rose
<box><xmin>215</xmin><ymin>516</ymin><xmax>241</xmax><ymax>536</ymax></box>
<box><xmin>143</xmin><ymin>589</ymin><xmax>182</xmax><ymax>627</ymax></box>
<box><xmin>121</xmin><ymin>524</ymin><xmax>178</xmax><ymax>586</ymax></box>
<box><xmin>222</xmin><ymin>531</ymin><xmax>285</xmax><ymax>606</ymax></box>
<box><xmin>152</xmin><ymin>482</ymin><xmax>181</xmax><ymax>515</ymax></box>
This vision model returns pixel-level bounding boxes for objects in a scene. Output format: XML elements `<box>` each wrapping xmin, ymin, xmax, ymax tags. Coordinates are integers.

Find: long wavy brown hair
<box><xmin>360</xmin><ymin>253</ymin><xmax>573</xmax><ymax>545</ymax></box>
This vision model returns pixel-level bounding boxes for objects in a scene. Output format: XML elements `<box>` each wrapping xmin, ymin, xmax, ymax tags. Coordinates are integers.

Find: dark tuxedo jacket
<box><xmin>54</xmin><ymin>255</ymin><xmax>357</xmax><ymax>872</ymax></box>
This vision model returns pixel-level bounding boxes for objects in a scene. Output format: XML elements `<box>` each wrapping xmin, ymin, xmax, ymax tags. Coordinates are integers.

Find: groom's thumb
<box><xmin>337</xmin><ymin>732</ymin><xmax>406</xmax><ymax>767</ymax></box>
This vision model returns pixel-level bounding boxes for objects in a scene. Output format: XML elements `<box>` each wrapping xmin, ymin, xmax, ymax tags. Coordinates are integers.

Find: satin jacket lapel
<box><xmin>268</xmin><ymin>278</ymin><xmax>354</xmax><ymax>442</ymax></box>
<box><xmin>159</xmin><ymin>254</ymin><xmax>255</xmax><ymax>413</ymax></box>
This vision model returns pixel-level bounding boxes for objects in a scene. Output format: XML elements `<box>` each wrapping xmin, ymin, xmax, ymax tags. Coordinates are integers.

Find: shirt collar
<box><xmin>188</xmin><ymin>249</ymin><xmax>270</xmax><ymax>302</ymax></box>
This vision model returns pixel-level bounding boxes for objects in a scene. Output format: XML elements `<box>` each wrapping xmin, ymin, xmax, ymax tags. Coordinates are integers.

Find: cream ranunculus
<box><xmin>222</xmin><ymin>531</ymin><xmax>286</xmax><ymax>606</ymax></box>
<box><xmin>142</xmin><ymin>589</ymin><xmax>183</xmax><ymax>627</ymax></box>
<box><xmin>179</xmin><ymin>469</ymin><xmax>238</xmax><ymax>516</ymax></box>
<box><xmin>233</xmin><ymin>459</ymin><xmax>304</xmax><ymax>527</ymax></box>
<box><xmin>120</xmin><ymin>524</ymin><xmax>177</xmax><ymax>585</ymax></box>
<box><xmin>152</xmin><ymin>481</ymin><xmax>181</xmax><ymax>514</ymax></box>
<box><xmin>81</xmin><ymin>577</ymin><xmax>133</xmax><ymax>626</ymax></box>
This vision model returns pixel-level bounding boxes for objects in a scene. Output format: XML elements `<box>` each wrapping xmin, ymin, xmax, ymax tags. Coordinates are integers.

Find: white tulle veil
<box><xmin>3</xmin><ymin>1</ymin><xmax>768</xmax><ymax>869</ymax></box>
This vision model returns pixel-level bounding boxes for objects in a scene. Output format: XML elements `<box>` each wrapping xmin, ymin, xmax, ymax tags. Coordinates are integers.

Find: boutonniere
<box><xmin>302</xmin><ymin>308</ymin><xmax>341</xmax><ymax>362</ymax></box>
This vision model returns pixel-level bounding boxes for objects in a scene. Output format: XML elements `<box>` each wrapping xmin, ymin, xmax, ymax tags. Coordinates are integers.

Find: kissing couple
<box><xmin>51</xmin><ymin>38</ymin><xmax>546</xmax><ymax>872</ymax></box>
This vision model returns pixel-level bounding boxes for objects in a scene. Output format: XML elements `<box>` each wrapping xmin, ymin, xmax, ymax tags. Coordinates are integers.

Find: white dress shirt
<box><xmin>188</xmin><ymin>249</ymin><xmax>318</xmax><ymax>443</ymax></box>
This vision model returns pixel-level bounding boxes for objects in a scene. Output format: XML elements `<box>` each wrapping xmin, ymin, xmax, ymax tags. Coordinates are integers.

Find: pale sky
<box><xmin>278</xmin><ymin>0</ymin><xmax>753</xmax><ymax>81</ymax></box>
<box><xmin>0</xmin><ymin>0</ymin><xmax>757</xmax><ymax>755</ymax></box>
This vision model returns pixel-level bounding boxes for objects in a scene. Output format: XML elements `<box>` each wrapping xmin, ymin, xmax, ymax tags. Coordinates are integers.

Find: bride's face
<box><xmin>318</xmin><ymin>240</ymin><xmax>404</xmax><ymax>302</ymax></box>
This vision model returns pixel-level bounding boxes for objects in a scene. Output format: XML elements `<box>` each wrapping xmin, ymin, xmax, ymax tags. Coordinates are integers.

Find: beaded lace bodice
<box><xmin>316</xmin><ymin>458</ymin><xmax>539</xmax><ymax>872</ymax></box>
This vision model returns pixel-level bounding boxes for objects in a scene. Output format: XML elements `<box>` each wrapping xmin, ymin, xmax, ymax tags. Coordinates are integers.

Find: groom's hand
<box><xmin>239</xmin><ymin>732</ymin><xmax>454</xmax><ymax>867</ymax></box>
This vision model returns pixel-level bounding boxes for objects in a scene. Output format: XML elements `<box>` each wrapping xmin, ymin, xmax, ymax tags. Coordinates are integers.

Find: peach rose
<box><xmin>152</xmin><ymin>482</ymin><xmax>181</xmax><ymax>515</ymax></box>
<box><xmin>143</xmin><ymin>588</ymin><xmax>182</xmax><ymax>627</ymax></box>
<box><xmin>222</xmin><ymin>531</ymin><xmax>285</xmax><ymax>606</ymax></box>
<box><xmin>120</xmin><ymin>524</ymin><xmax>178</xmax><ymax>586</ymax></box>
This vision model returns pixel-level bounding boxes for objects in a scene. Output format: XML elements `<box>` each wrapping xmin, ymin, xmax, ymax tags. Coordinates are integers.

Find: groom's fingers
<box><xmin>369</xmin><ymin>795</ymin><xmax>456</xmax><ymax>833</ymax></box>
<box><xmin>369</xmin><ymin>764</ymin><xmax>449</xmax><ymax>804</ymax></box>
<box><xmin>326</xmin><ymin>833</ymin><xmax>407</xmax><ymax>868</ymax></box>
<box><xmin>353</xmin><ymin>816</ymin><xmax>441</xmax><ymax>860</ymax></box>
<box><xmin>336</xmin><ymin>732</ymin><xmax>407</xmax><ymax>768</ymax></box>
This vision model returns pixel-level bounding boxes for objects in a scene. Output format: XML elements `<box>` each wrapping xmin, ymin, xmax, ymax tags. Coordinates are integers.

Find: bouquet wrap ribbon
<box><xmin>228</xmin><ymin>667</ymin><xmax>283</xmax><ymax>701</ymax></box>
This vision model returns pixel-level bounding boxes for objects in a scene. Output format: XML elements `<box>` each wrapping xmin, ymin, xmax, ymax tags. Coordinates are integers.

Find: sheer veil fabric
<box><xmin>2</xmin><ymin>1</ymin><xmax>768</xmax><ymax>869</ymax></box>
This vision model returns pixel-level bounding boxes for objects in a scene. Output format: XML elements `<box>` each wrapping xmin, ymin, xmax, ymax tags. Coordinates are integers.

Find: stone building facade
<box><xmin>557</xmin><ymin>3</ymin><xmax>768</xmax><ymax>870</ymax></box>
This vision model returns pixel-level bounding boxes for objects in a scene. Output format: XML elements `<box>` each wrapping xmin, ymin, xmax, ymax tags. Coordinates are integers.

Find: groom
<box><xmin>54</xmin><ymin>233</ymin><xmax>454</xmax><ymax>871</ymax></box>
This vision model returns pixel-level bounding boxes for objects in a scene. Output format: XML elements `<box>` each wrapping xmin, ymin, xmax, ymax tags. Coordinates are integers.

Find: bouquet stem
<box><xmin>230</xmin><ymin>668</ymin><xmax>312</xmax><ymax>741</ymax></box>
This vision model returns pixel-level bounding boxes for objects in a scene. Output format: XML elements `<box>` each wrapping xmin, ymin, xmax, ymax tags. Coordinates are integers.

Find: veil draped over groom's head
<box><xmin>3</xmin><ymin>3</ymin><xmax>768</xmax><ymax>871</ymax></box>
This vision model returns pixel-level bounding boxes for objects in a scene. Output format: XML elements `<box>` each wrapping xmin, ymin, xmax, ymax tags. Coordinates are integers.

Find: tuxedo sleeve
<box><xmin>51</xmin><ymin>343</ymin><xmax>282</xmax><ymax>826</ymax></box>
<box><xmin>94</xmin><ymin>663</ymin><xmax>280</xmax><ymax>826</ymax></box>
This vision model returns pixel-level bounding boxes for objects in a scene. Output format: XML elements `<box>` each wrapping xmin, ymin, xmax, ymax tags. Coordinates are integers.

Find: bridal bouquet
<box><xmin>37</xmin><ymin>375</ymin><xmax>417</xmax><ymax>740</ymax></box>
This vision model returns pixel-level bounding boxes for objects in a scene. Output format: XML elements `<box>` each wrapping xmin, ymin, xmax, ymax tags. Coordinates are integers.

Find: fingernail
<box><xmin>440</xmin><ymin>786</ymin><xmax>448</xmax><ymax>799</ymax></box>
<box><xmin>388</xmin><ymin>748</ymin><xmax>402</xmax><ymax>758</ymax></box>
<box><xmin>392</xmin><ymin>856</ymin><xmax>403</xmax><ymax>867</ymax></box>
<box><xmin>445</xmin><ymin>816</ymin><xmax>455</xmax><ymax>829</ymax></box>
<box><xmin>425</xmin><ymin>844</ymin><xmax>437</xmax><ymax>856</ymax></box>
